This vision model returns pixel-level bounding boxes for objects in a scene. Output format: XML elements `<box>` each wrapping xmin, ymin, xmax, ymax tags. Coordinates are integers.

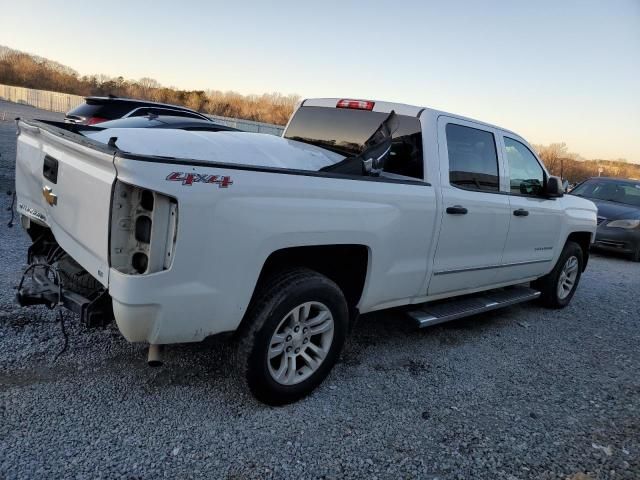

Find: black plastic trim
<box><xmin>434</xmin><ymin>259</ymin><xmax>550</xmax><ymax>276</ymax></box>
<box><xmin>117</xmin><ymin>152</ymin><xmax>432</xmax><ymax>186</ymax></box>
<box><xmin>18</xmin><ymin>119</ymin><xmax>118</xmax><ymax>155</ymax></box>
<box><xmin>43</xmin><ymin>155</ymin><xmax>59</xmax><ymax>184</ymax></box>
<box><xmin>446</xmin><ymin>183</ymin><xmax>557</xmax><ymax>200</ymax></box>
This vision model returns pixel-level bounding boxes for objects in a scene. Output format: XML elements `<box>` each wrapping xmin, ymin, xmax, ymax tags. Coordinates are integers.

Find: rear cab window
<box><xmin>284</xmin><ymin>106</ymin><xmax>424</xmax><ymax>180</ymax></box>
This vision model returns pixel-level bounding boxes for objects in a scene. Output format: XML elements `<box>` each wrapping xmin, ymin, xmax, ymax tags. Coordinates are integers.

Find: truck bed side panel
<box><xmin>110</xmin><ymin>156</ymin><xmax>437</xmax><ymax>343</ymax></box>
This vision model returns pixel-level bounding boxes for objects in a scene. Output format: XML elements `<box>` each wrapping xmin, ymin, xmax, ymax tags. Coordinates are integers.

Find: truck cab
<box><xmin>284</xmin><ymin>99</ymin><xmax>595</xmax><ymax>300</ymax></box>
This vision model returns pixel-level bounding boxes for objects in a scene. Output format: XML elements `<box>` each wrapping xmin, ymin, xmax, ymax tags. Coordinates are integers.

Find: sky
<box><xmin>1</xmin><ymin>0</ymin><xmax>639</xmax><ymax>162</ymax></box>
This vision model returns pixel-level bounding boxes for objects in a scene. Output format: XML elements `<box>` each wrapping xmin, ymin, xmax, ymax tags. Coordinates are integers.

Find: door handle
<box><xmin>446</xmin><ymin>205</ymin><xmax>468</xmax><ymax>215</ymax></box>
<box><xmin>513</xmin><ymin>209</ymin><xmax>529</xmax><ymax>217</ymax></box>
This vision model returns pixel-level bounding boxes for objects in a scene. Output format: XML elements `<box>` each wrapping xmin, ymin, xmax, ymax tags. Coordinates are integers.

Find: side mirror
<box><xmin>545</xmin><ymin>176</ymin><xmax>564</xmax><ymax>197</ymax></box>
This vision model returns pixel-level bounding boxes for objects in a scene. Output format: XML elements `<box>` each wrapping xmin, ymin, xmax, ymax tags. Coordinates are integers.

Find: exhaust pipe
<box><xmin>147</xmin><ymin>344</ymin><xmax>163</xmax><ymax>367</ymax></box>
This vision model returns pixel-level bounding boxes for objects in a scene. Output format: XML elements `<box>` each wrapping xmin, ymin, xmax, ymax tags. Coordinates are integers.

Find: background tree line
<box><xmin>0</xmin><ymin>46</ymin><xmax>299</xmax><ymax>125</ymax></box>
<box><xmin>533</xmin><ymin>142</ymin><xmax>639</xmax><ymax>183</ymax></box>
<box><xmin>1</xmin><ymin>45</ymin><xmax>638</xmax><ymax>179</ymax></box>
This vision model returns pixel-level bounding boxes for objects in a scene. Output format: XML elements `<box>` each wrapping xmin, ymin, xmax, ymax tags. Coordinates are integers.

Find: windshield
<box><xmin>284</xmin><ymin>106</ymin><xmax>424</xmax><ymax>179</ymax></box>
<box><xmin>571</xmin><ymin>179</ymin><xmax>640</xmax><ymax>207</ymax></box>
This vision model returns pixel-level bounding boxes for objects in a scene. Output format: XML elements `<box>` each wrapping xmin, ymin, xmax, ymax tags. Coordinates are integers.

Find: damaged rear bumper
<box><xmin>15</xmin><ymin>233</ymin><xmax>114</xmax><ymax>328</ymax></box>
<box><xmin>16</xmin><ymin>276</ymin><xmax>113</xmax><ymax>328</ymax></box>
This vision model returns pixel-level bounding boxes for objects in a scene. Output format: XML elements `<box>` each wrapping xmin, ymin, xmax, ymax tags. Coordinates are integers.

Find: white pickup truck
<box><xmin>14</xmin><ymin>98</ymin><xmax>597</xmax><ymax>404</ymax></box>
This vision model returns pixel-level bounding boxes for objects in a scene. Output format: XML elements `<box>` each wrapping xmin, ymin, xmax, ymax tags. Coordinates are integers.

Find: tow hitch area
<box><xmin>15</xmin><ymin>233</ymin><xmax>114</xmax><ymax>328</ymax></box>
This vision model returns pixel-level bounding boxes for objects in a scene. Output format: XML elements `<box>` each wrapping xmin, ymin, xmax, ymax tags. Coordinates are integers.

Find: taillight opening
<box><xmin>336</xmin><ymin>99</ymin><xmax>375</xmax><ymax>111</ymax></box>
<box><xmin>140</xmin><ymin>189</ymin><xmax>154</xmax><ymax>211</ymax></box>
<box><xmin>110</xmin><ymin>181</ymin><xmax>178</xmax><ymax>275</ymax></box>
<box><xmin>132</xmin><ymin>252</ymin><xmax>149</xmax><ymax>274</ymax></box>
<box><xmin>134</xmin><ymin>215</ymin><xmax>152</xmax><ymax>243</ymax></box>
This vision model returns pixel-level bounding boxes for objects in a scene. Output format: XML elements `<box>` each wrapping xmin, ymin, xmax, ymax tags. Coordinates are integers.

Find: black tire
<box><xmin>532</xmin><ymin>241</ymin><xmax>583</xmax><ymax>309</ymax></box>
<box><xmin>234</xmin><ymin>268</ymin><xmax>348</xmax><ymax>405</ymax></box>
<box><xmin>630</xmin><ymin>244</ymin><xmax>640</xmax><ymax>262</ymax></box>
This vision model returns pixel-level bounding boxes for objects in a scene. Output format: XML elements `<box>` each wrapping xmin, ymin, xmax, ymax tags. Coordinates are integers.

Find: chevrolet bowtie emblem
<box><xmin>42</xmin><ymin>186</ymin><xmax>58</xmax><ymax>206</ymax></box>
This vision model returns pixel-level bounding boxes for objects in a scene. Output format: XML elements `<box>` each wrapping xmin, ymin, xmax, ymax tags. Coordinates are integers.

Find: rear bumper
<box><xmin>594</xmin><ymin>226</ymin><xmax>640</xmax><ymax>254</ymax></box>
<box><xmin>15</xmin><ymin>265</ymin><xmax>226</xmax><ymax>344</ymax></box>
<box><xmin>16</xmin><ymin>223</ymin><xmax>241</xmax><ymax>345</ymax></box>
<box><xmin>16</xmin><ymin>268</ymin><xmax>113</xmax><ymax>328</ymax></box>
<box><xmin>108</xmin><ymin>268</ymin><xmax>225</xmax><ymax>344</ymax></box>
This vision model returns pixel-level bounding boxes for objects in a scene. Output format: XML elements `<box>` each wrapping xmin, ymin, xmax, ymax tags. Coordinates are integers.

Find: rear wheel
<box><xmin>235</xmin><ymin>269</ymin><xmax>348</xmax><ymax>405</ymax></box>
<box><xmin>532</xmin><ymin>241</ymin><xmax>583</xmax><ymax>309</ymax></box>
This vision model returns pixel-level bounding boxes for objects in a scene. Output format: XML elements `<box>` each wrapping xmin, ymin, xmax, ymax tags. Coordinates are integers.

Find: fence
<box><xmin>0</xmin><ymin>84</ymin><xmax>85</xmax><ymax>113</ymax></box>
<box><xmin>0</xmin><ymin>83</ymin><xmax>285</xmax><ymax>136</ymax></box>
<box><xmin>205</xmin><ymin>114</ymin><xmax>284</xmax><ymax>136</ymax></box>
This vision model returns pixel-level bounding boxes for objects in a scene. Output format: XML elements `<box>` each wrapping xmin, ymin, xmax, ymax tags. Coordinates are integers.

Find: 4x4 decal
<box><xmin>166</xmin><ymin>172</ymin><xmax>233</xmax><ymax>187</ymax></box>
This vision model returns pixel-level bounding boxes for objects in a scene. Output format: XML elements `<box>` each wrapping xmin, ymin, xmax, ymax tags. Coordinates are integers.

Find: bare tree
<box><xmin>533</xmin><ymin>143</ymin><xmax>568</xmax><ymax>174</ymax></box>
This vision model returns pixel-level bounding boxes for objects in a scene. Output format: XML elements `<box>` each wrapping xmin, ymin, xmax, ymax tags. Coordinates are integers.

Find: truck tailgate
<box><xmin>15</xmin><ymin>120</ymin><xmax>116</xmax><ymax>286</ymax></box>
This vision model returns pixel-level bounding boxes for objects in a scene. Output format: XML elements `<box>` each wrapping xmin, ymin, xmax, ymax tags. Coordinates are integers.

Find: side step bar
<box><xmin>408</xmin><ymin>285</ymin><xmax>540</xmax><ymax>328</ymax></box>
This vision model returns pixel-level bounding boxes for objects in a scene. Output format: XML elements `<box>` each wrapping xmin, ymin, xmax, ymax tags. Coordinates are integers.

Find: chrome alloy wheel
<box><xmin>557</xmin><ymin>255</ymin><xmax>579</xmax><ymax>300</ymax></box>
<box><xmin>267</xmin><ymin>301</ymin><xmax>334</xmax><ymax>385</ymax></box>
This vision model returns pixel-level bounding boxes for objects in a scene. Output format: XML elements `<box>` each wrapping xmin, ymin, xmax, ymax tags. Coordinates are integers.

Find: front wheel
<box><xmin>532</xmin><ymin>241</ymin><xmax>584</xmax><ymax>309</ymax></box>
<box><xmin>235</xmin><ymin>269</ymin><xmax>348</xmax><ymax>405</ymax></box>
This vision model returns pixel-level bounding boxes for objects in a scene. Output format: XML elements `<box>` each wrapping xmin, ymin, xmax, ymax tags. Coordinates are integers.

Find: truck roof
<box><xmin>301</xmin><ymin>98</ymin><xmax>519</xmax><ymax>137</ymax></box>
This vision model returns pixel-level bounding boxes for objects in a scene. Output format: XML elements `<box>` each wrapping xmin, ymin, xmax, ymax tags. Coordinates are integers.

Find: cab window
<box><xmin>446</xmin><ymin>123</ymin><xmax>499</xmax><ymax>192</ymax></box>
<box><xmin>504</xmin><ymin>137</ymin><xmax>544</xmax><ymax>196</ymax></box>
<box><xmin>284</xmin><ymin>106</ymin><xmax>424</xmax><ymax>179</ymax></box>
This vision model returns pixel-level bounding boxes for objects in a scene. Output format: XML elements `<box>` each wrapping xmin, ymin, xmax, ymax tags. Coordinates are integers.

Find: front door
<box><xmin>495</xmin><ymin>135</ymin><xmax>563</xmax><ymax>282</ymax></box>
<box><xmin>428</xmin><ymin>117</ymin><xmax>510</xmax><ymax>296</ymax></box>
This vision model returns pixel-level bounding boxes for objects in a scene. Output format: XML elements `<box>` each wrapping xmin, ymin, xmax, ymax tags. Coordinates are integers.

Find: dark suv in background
<box><xmin>64</xmin><ymin>96</ymin><xmax>211</xmax><ymax>125</ymax></box>
<box><xmin>571</xmin><ymin>177</ymin><xmax>640</xmax><ymax>261</ymax></box>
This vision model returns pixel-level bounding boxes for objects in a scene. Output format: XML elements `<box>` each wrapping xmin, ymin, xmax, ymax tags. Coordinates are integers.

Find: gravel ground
<box><xmin>0</xmin><ymin>107</ymin><xmax>639</xmax><ymax>479</ymax></box>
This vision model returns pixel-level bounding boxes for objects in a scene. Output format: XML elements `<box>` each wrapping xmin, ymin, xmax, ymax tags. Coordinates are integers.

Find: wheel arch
<box><xmin>566</xmin><ymin>231</ymin><xmax>591</xmax><ymax>271</ymax></box>
<box><xmin>252</xmin><ymin>244</ymin><xmax>370</xmax><ymax>324</ymax></box>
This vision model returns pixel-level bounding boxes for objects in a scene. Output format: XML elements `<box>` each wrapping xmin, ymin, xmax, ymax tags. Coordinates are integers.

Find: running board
<box><xmin>408</xmin><ymin>285</ymin><xmax>540</xmax><ymax>328</ymax></box>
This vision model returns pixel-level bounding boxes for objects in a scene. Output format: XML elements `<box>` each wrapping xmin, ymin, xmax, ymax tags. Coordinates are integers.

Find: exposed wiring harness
<box><xmin>6</xmin><ymin>190</ymin><xmax>16</xmax><ymax>228</ymax></box>
<box><xmin>53</xmin><ymin>310</ymin><xmax>68</xmax><ymax>363</ymax></box>
<box><xmin>17</xmin><ymin>262</ymin><xmax>69</xmax><ymax>361</ymax></box>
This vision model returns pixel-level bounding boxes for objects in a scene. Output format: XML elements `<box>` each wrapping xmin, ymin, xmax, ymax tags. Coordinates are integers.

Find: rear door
<box><xmin>15</xmin><ymin>121</ymin><xmax>116</xmax><ymax>286</ymax></box>
<box><xmin>495</xmin><ymin>134</ymin><xmax>562</xmax><ymax>281</ymax></box>
<box><xmin>428</xmin><ymin>117</ymin><xmax>510</xmax><ymax>296</ymax></box>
